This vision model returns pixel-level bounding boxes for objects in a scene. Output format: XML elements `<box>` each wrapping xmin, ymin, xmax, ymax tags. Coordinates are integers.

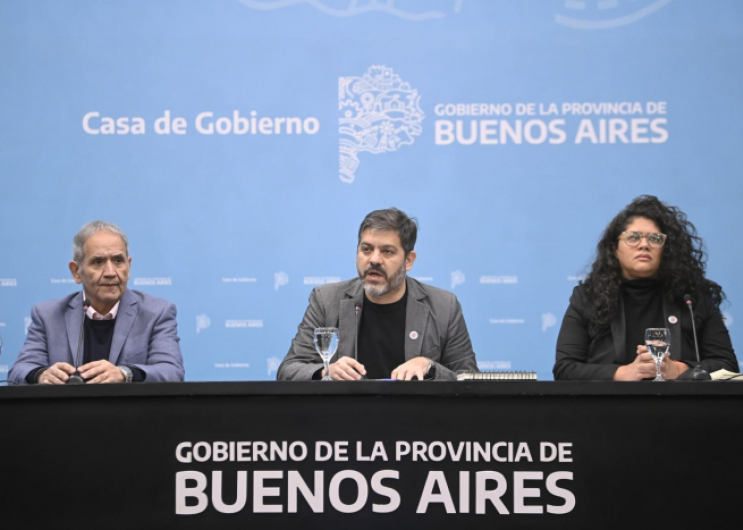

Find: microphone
<box><xmin>354</xmin><ymin>304</ymin><xmax>366</xmax><ymax>380</ymax></box>
<box><xmin>354</xmin><ymin>305</ymin><xmax>361</xmax><ymax>362</ymax></box>
<box><xmin>66</xmin><ymin>298</ymin><xmax>91</xmax><ymax>385</ymax></box>
<box><xmin>676</xmin><ymin>295</ymin><xmax>711</xmax><ymax>381</ymax></box>
<box><xmin>0</xmin><ymin>334</ymin><xmax>16</xmax><ymax>386</ymax></box>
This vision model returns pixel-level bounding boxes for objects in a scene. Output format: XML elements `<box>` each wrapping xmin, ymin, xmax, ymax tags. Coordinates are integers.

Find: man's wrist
<box><xmin>425</xmin><ymin>358</ymin><xmax>436</xmax><ymax>380</ymax></box>
<box><xmin>118</xmin><ymin>365</ymin><xmax>133</xmax><ymax>383</ymax></box>
<box><xmin>33</xmin><ymin>367</ymin><xmax>48</xmax><ymax>384</ymax></box>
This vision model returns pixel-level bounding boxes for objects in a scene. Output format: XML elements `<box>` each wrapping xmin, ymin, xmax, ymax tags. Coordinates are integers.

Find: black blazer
<box><xmin>554</xmin><ymin>283</ymin><xmax>738</xmax><ymax>380</ymax></box>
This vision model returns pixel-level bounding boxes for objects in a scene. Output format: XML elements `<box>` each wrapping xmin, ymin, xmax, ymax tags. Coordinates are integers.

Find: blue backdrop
<box><xmin>1</xmin><ymin>0</ymin><xmax>741</xmax><ymax>381</ymax></box>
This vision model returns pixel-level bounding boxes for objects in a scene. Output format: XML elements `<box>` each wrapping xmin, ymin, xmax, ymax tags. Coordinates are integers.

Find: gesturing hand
<box><xmin>326</xmin><ymin>356</ymin><xmax>366</xmax><ymax>380</ymax></box>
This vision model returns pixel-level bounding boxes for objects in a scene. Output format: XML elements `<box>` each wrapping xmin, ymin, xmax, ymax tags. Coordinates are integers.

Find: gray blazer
<box><xmin>9</xmin><ymin>289</ymin><xmax>185</xmax><ymax>384</ymax></box>
<box><xmin>277</xmin><ymin>277</ymin><xmax>478</xmax><ymax>380</ymax></box>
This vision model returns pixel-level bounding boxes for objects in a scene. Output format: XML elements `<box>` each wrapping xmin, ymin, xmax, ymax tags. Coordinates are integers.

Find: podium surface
<box><xmin>1</xmin><ymin>381</ymin><xmax>739</xmax><ymax>529</ymax></box>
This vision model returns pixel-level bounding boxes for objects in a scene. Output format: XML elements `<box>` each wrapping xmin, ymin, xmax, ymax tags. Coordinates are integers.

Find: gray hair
<box><xmin>357</xmin><ymin>208</ymin><xmax>418</xmax><ymax>255</ymax></box>
<box><xmin>73</xmin><ymin>221</ymin><xmax>129</xmax><ymax>264</ymax></box>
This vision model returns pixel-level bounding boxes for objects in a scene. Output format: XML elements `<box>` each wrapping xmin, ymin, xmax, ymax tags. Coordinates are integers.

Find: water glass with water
<box><xmin>313</xmin><ymin>328</ymin><xmax>339</xmax><ymax>381</ymax></box>
<box><xmin>645</xmin><ymin>328</ymin><xmax>670</xmax><ymax>381</ymax></box>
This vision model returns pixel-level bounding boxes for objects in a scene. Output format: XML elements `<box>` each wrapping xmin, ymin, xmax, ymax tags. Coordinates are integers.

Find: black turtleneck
<box><xmin>621</xmin><ymin>277</ymin><xmax>664</xmax><ymax>364</ymax></box>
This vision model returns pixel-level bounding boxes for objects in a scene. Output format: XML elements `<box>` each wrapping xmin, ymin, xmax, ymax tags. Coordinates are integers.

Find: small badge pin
<box><xmin>409</xmin><ymin>331</ymin><xmax>419</xmax><ymax>340</ymax></box>
<box><xmin>668</xmin><ymin>316</ymin><xmax>678</xmax><ymax>324</ymax></box>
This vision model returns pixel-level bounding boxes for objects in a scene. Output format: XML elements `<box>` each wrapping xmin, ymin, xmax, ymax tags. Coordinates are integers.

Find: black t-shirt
<box><xmin>357</xmin><ymin>290</ymin><xmax>408</xmax><ymax>379</ymax></box>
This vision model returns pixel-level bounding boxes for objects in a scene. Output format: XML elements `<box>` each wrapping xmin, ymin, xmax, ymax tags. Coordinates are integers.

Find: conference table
<box><xmin>0</xmin><ymin>380</ymin><xmax>740</xmax><ymax>529</ymax></box>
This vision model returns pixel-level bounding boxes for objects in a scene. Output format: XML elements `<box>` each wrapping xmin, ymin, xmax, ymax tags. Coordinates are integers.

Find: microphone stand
<box><xmin>66</xmin><ymin>298</ymin><xmax>91</xmax><ymax>385</ymax></box>
<box><xmin>676</xmin><ymin>295</ymin><xmax>711</xmax><ymax>381</ymax></box>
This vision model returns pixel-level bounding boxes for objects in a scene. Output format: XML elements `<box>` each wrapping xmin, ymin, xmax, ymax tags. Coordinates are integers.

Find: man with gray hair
<box><xmin>9</xmin><ymin>221</ymin><xmax>184</xmax><ymax>384</ymax></box>
<box><xmin>278</xmin><ymin>208</ymin><xmax>478</xmax><ymax>381</ymax></box>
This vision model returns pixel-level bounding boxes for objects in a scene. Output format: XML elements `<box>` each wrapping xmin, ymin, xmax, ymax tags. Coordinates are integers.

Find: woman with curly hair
<box><xmin>553</xmin><ymin>195</ymin><xmax>737</xmax><ymax>380</ymax></box>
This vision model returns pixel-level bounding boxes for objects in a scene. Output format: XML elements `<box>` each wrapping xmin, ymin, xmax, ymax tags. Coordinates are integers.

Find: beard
<box><xmin>359</xmin><ymin>262</ymin><xmax>407</xmax><ymax>298</ymax></box>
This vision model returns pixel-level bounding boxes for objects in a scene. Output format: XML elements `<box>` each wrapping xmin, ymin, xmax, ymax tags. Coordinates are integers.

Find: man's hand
<box><xmin>613</xmin><ymin>350</ymin><xmax>658</xmax><ymax>381</ymax></box>
<box><xmin>391</xmin><ymin>357</ymin><xmax>431</xmax><ymax>381</ymax></box>
<box><xmin>38</xmin><ymin>362</ymin><xmax>76</xmax><ymax>384</ymax></box>
<box><xmin>78</xmin><ymin>360</ymin><xmax>125</xmax><ymax>384</ymax></box>
<box><xmin>326</xmin><ymin>356</ymin><xmax>366</xmax><ymax>380</ymax></box>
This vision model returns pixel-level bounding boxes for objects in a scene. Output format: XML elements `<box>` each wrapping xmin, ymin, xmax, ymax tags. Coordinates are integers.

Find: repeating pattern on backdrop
<box><xmin>196</xmin><ymin>315</ymin><xmax>211</xmax><ymax>334</ymax></box>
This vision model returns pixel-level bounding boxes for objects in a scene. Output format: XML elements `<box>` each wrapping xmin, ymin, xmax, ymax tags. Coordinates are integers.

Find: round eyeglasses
<box><xmin>619</xmin><ymin>231</ymin><xmax>667</xmax><ymax>248</ymax></box>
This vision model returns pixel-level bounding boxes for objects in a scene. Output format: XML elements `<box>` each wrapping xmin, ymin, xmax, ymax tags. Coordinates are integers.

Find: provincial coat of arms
<box><xmin>339</xmin><ymin>66</ymin><xmax>424</xmax><ymax>183</ymax></box>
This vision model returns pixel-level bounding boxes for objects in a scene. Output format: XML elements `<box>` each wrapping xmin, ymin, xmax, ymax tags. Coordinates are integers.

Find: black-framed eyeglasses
<box><xmin>619</xmin><ymin>231</ymin><xmax>667</xmax><ymax>248</ymax></box>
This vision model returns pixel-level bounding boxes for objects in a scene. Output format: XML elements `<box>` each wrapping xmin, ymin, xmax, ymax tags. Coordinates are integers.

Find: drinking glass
<box><xmin>645</xmin><ymin>328</ymin><xmax>670</xmax><ymax>381</ymax></box>
<box><xmin>313</xmin><ymin>328</ymin><xmax>339</xmax><ymax>381</ymax></box>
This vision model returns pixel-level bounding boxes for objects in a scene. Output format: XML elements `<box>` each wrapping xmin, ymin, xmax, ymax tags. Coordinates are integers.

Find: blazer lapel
<box><xmin>65</xmin><ymin>294</ymin><xmax>84</xmax><ymax>366</ymax></box>
<box><xmin>404</xmin><ymin>279</ymin><xmax>429</xmax><ymax>360</ymax></box>
<box><xmin>337</xmin><ymin>282</ymin><xmax>364</xmax><ymax>362</ymax></box>
<box><xmin>610</xmin><ymin>293</ymin><xmax>626</xmax><ymax>364</ymax></box>
<box><xmin>110</xmin><ymin>290</ymin><xmax>138</xmax><ymax>366</ymax></box>
<box><xmin>663</xmin><ymin>297</ymin><xmax>682</xmax><ymax>360</ymax></box>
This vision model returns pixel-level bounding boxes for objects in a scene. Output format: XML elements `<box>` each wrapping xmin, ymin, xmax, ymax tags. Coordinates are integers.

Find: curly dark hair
<box><xmin>583</xmin><ymin>195</ymin><xmax>724</xmax><ymax>334</ymax></box>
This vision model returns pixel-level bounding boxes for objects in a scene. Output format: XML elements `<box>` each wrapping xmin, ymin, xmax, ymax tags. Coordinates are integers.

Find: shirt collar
<box><xmin>82</xmin><ymin>291</ymin><xmax>120</xmax><ymax>320</ymax></box>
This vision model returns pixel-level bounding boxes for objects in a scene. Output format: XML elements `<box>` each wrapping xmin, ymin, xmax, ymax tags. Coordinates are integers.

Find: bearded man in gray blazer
<box><xmin>9</xmin><ymin>221</ymin><xmax>184</xmax><ymax>385</ymax></box>
<box><xmin>278</xmin><ymin>208</ymin><xmax>478</xmax><ymax>381</ymax></box>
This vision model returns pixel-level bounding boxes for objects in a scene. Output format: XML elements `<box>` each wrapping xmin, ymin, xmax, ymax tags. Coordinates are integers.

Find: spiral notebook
<box><xmin>456</xmin><ymin>371</ymin><xmax>537</xmax><ymax>381</ymax></box>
